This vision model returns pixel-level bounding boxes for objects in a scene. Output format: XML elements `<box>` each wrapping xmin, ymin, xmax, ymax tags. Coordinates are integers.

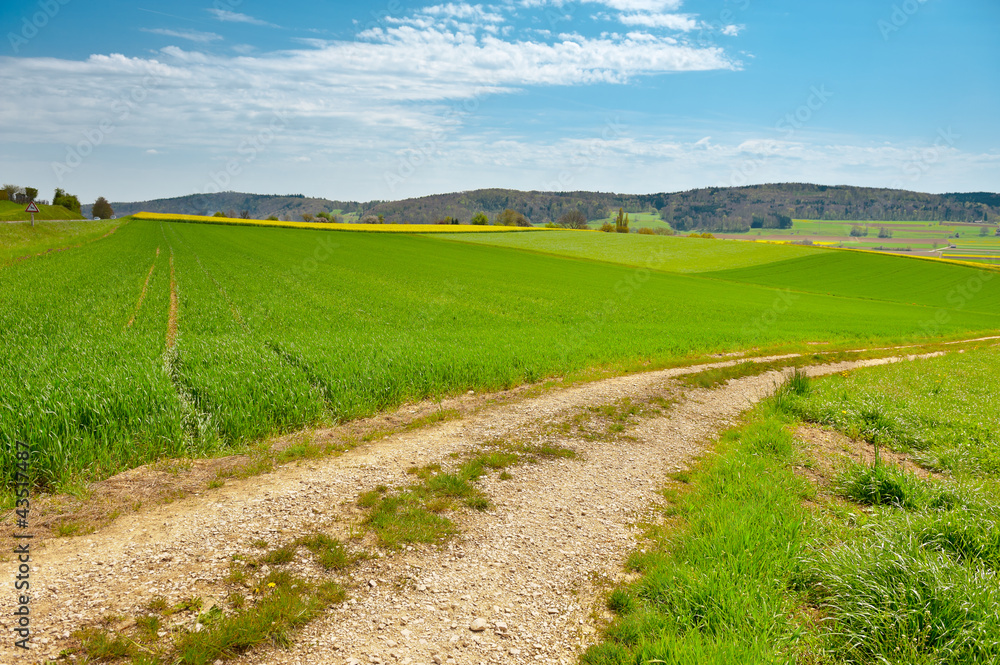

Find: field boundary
<box><xmin>134</xmin><ymin>212</ymin><xmax>560</xmax><ymax>234</ymax></box>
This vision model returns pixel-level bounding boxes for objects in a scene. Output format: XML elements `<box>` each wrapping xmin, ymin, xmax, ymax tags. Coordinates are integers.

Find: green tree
<box><xmin>92</xmin><ymin>197</ymin><xmax>114</xmax><ymax>220</ymax></box>
<box><xmin>213</xmin><ymin>211</ymin><xmax>226</xmax><ymax>217</ymax></box>
<box><xmin>24</xmin><ymin>187</ymin><xmax>38</xmax><ymax>201</ymax></box>
<box><xmin>53</xmin><ymin>188</ymin><xmax>81</xmax><ymax>214</ymax></box>
<box><xmin>614</xmin><ymin>207</ymin><xmax>629</xmax><ymax>234</ymax></box>
<box><xmin>301</xmin><ymin>213</ymin><xmax>315</xmax><ymax>222</ymax></box>
<box><xmin>1</xmin><ymin>184</ymin><xmax>19</xmax><ymax>201</ymax></box>
<box><xmin>471</xmin><ymin>212</ymin><xmax>489</xmax><ymax>226</ymax></box>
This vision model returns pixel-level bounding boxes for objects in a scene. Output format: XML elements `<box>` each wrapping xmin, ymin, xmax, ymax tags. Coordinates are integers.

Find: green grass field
<box><xmin>586</xmin><ymin>344</ymin><xmax>1000</xmax><ymax>664</ymax></box>
<box><xmin>2</xmin><ymin>218</ymin><xmax>1000</xmax><ymax>493</ymax></box>
<box><xmin>0</xmin><ymin>218</ymin><xmax>123</xmax><ymax>264</ymax></box>
<box><xmin>437</xmin><ymin>230</ymin><xmax>820</xmax><ymax>273</ymax></box>
<box><xmin>0</xmin><ymin>200</ymin><xmax>85</xmax><ymax>222</ymax></box>
<box><xmin>707</xmin><ymin>251</ymin><xmax>1000</xmax><ymax>311</ymax></box>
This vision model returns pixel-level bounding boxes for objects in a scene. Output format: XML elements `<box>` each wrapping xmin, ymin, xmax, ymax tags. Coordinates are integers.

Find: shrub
<box><xmin>471</xmin><ymin>212</ymin><xmax>489</xmax><ymax>226</ymax></box>
<box><xmin>495</xmin><ymin>209</ymin><xmax>530</xmax><ymax>227</ymax></box>
<box><xmin>599</xmin><ymin>222</ymin><xmax>615</xmax><ymax>233</ymax></box>
<box><xmin>637</xmin><ymin>227</ymin><xmax>655</xmax><ymax>235</ymax></box>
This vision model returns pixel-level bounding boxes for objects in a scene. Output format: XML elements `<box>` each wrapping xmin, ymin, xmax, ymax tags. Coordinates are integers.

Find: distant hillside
<box><xmin>364</xmin><ymin>184</ymin><xmax>1000</xmax><ymax>230</ymax></box>
<box><xmin>96</xmin><ymin>184</ymin><xmax>998</xmax><ymax>232</ymax></box>
<box><xmin>82</xmin><ymin>192</ymin><xmax>361</xmax><ymax>220</ymax></box>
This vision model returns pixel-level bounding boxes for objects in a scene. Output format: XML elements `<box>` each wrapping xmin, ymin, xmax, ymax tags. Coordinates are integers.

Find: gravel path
<box><xmin>1</xmin><ymin>352</ymin><xmax>942</xmax><ymax>664</ymax></box>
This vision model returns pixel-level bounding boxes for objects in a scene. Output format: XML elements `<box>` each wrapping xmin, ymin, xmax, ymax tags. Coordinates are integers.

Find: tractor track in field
<box><xmin>125</xmin><ymin>250</ymin><xmax>159</xmax><ymax>330</ymax></box>
<box><xmin>0</xmin><ymin>347</ymin><xmax>973</xmax><ymax>664</ymax></box>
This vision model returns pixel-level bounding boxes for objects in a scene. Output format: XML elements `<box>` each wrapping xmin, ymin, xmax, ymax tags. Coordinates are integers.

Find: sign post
<box><xmin>25</xmin><ymin>201</ymin><xmax>39</xmax><ymax>227</ymax></box>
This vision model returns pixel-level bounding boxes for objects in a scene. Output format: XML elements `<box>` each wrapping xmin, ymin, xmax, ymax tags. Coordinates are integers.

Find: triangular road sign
<box><xmin>25</xmin><ymin>201</ymin><xmax>39</xmax><ymax>213</ymax></box>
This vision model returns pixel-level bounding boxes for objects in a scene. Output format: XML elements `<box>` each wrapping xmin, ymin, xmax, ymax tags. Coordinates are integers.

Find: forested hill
<box><xmin>84</xmin><ymin>192</ymin><xmax>361</xmax><ymax>220</ymax></box>
<box><xmin>364</xmin><ymin>184</ymin><xmax>998</xmax><ymax>230</ymax></box>
<box><xmin>94</xmin><ymin>184</ymin><xmax>997</xmax><ymax>231</ymax></box>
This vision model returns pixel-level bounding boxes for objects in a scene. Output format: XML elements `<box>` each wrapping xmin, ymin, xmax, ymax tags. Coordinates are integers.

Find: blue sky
<box><xmin>1</xmin><ymin>0</ymin><xmax>998</xmax><ymax>204</ymax></box>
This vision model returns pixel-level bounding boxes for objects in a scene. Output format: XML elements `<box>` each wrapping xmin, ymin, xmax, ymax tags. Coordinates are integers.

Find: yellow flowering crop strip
<box><xmin>132</xmin><ymin>212</ymin><xmax>556</xmax><ymax>233</ymax></box>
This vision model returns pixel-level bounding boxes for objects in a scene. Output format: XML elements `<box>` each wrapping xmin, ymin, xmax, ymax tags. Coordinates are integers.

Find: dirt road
<box><xmin>0</xmin><ymin>351</ymin><xmax>946</xmax><ymax>664</ymax></box>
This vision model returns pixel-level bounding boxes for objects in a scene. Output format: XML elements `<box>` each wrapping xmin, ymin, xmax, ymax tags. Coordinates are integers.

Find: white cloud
<box><xmin>0</xmin><ymin>24</ymin><xmax>739</xmax><ymax>168</ymax></box>
<box><xmin>421</xmin><ymin>3</ymin><xmax>505</xmax><ymax>23</ymax></box>
<box><xmin>523</xmin><ymin>0</ymin><xmax>685</xmax><ymax>10</ymax></box>
<box><xmin>207</xmin><ymin>9</ymin><xmax>277</xmax><ymax>27</ymax></box>
<box><xmin>141</xmin><ymin>29</ymin><xmax>222</xmax><ymax>44</ymax></box>
<box><xmin>617</xmin><ymin>13</ymin><xmax>699</xmax><ymax>30</ymax></box>
<box><xmin>588</xmin><ymin>0</ymin><xmax>684</xmax><ymax>11</ymax></box>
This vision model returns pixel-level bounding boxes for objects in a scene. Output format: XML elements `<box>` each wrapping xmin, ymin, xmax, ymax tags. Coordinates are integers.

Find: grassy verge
<box><xmin>586</xmin><ymin>345</ymin><xmax>1000</xmax><ymax>664</ymax></box>
<box><xmin>582</xmin><ymin>395</ymin><xmax>817</xmax><ymax>664</ymax></box>
<box><xmin>0</xmin><ymin>218</ymin><xmax>121</xmax><ymax>264</ymax></box>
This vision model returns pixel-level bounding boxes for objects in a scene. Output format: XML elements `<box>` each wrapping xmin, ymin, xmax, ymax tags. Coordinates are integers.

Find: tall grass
<box><xmin>785</xmin><ymin>347</ymin><xmax>1000</xmax><ymax>664</ymax></box>
<box><xmin>582</xmin><ymin>415</ymin><xmax>815</xmax><ymax>664</ymax></box>
<box><xmin>588</xmin><ymin>349</ymin><xmax>1000</xmax><ymax>665</ymax></box>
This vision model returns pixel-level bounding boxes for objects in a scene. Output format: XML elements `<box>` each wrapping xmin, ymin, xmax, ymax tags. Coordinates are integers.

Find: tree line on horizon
<box><xmin>361</xmin><ymin>184</ymin><xmax>998</xmax><ymax>230</ymax></box>
<box><xmin>1</xmin><ymin>183</ymin><xmax>115</xmax><ymax>219</ymax></box>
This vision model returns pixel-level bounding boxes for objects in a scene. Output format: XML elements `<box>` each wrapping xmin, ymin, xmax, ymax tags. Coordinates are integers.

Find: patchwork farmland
<box><xmin>1</xmin><ymin>216</ymin><xmax>999</xmax><ymax>665</ymax></box>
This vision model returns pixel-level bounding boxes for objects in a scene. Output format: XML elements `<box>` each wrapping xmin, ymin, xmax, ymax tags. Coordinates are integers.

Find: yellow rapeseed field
<box><xmin>132</xmin><ymin>212</ymin><xmax>555</xmax><ymax>233</ymax></box>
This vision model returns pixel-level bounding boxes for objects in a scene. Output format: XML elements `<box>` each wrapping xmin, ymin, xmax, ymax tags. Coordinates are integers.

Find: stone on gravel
<box><xmin>469</xmin><ymin>618</ymin><xmax>487</xmax><ymax>632</ymax></box>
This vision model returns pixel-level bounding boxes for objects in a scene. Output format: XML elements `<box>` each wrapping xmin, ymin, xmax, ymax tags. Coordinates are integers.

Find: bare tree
<box><xmin>557</xmin><ymin>210</ymin><xmax>588</xmax><ymax>229</ymax></box>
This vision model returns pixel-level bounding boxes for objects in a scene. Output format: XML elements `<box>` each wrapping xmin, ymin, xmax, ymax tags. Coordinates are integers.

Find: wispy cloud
<box><xmin>616</xmin><ymin>12</ymin><xmax>698</xmax><ymax>30</ymax></box>
<box><xmin>141</xmin><ymin>28</ymin><xmax>222</xmax><ymax>43</ymax></box>
<box><xmin>521</xmin><ymin>0</ymin><xmax>685</xmax><ymax>10</ymax></box>
<box><xmin>207</xmin><ymin>9</ymin><xmax>278</xmax><ymax>28</ymax></box>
